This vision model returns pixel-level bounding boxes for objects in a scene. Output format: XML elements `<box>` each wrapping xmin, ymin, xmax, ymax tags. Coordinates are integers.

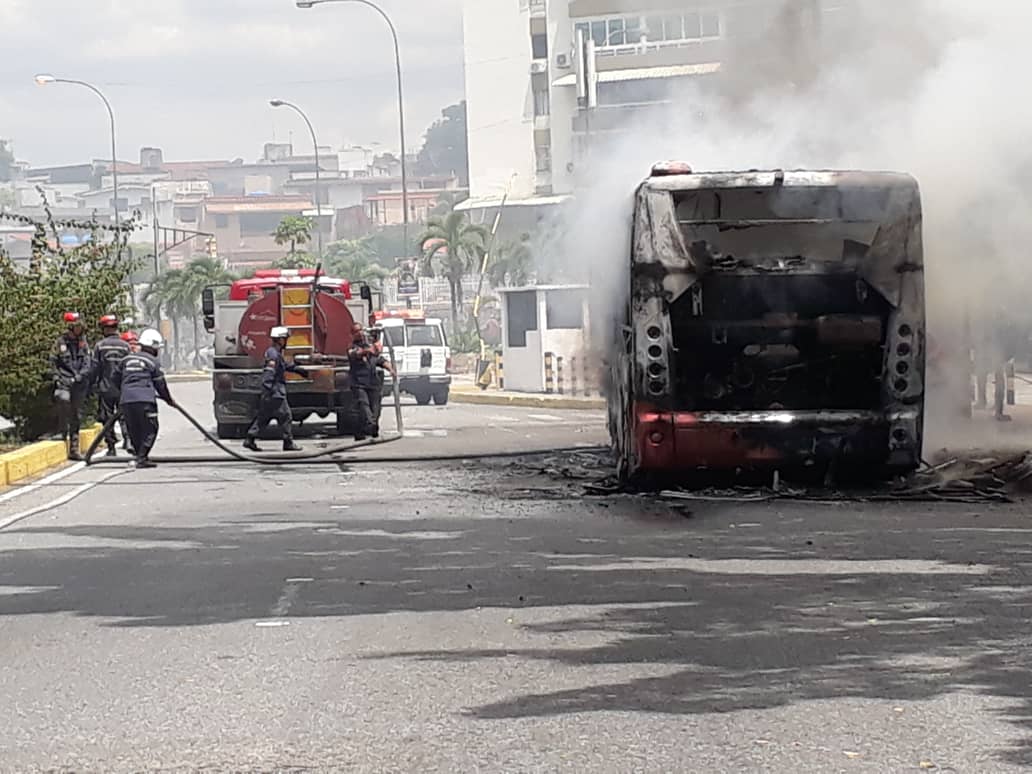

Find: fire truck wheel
<box><xmin>217</xmin><ymin>422</ymin><xmax>246</xmax><ymax>440</ymax></box>
<box><xmin>432</xmin><ymin>387</ymin><xmax>449</xmax><ymax>406</ymax></box>
<box><xmin>415</xmin><ymin>392</ymin><xmax>432</xmax><ymax>406</ymax></box>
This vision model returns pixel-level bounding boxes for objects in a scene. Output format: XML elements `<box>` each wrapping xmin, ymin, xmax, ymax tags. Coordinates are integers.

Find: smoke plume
<box><xmin>550</xmin><ymin>0</ymin><xmax>1032</xmax><ymax>451</ymax></box>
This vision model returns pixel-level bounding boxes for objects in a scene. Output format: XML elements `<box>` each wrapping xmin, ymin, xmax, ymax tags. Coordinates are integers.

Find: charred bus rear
<box><xmin>609</xmin><ymin>168</ymin><xmax>925</xmax><ymax>480</ymax></box>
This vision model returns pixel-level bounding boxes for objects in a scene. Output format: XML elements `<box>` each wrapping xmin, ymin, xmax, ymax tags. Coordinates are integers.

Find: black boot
<box><xmin>243</xmin><ymin>437</ymin><xmax>261</xmax><ymax>452</ymax></box>
<box><xmin>283</xmin><ymin>441</ymin><xmax>302</xmax><ymax>452</ymax></box>
<box><xmin>105</xmin><ymin>445</ymin><xmax>118</xmax><ymax>458</ymax></box>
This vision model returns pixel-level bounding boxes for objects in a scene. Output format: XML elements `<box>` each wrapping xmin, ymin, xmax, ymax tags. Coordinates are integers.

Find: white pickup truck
<box><xmin>374</xmin><ymin>312</ymin><xmax>452</xmax><ymax>405</ymax></box>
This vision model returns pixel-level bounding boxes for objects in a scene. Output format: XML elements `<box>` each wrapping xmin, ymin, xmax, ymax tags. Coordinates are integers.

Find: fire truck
<box><xmin>202</xmin><ymin>269</ymin><xmax>378</xmax><ymax>439</ymax></box>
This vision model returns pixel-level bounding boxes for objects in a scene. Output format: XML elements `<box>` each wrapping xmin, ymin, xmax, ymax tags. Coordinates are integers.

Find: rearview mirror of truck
<box><xmin>359</xmin><ymin>284</ymin><xmax>372</xmax><ymax>301</ymax></box>
<box><xmin>201</xmin><ymin>287</ymin><xmax>215</xmax><ymax>317</ymax></box>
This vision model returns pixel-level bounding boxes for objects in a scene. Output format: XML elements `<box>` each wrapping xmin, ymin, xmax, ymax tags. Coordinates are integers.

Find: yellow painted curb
<box><xmin>450</xmin><ymin>390</ymin><xmax>604</xmax><ymax>410</ymax></box>
<box><xmin>0</xmin><ymin>424</ymin><xmax>102</xmax><ymax>487</ymax></box>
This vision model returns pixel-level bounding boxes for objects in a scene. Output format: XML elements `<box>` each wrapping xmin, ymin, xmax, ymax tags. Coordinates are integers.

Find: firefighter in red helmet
<box><xmin>51</xmin><ymin>312</ymin><xmax>93</xmax><ymax>460</ymax></box>
<box><xmin>92</xmin><ymin>314</ymin><xmax>132</xmax><ymax>456</ymax></box>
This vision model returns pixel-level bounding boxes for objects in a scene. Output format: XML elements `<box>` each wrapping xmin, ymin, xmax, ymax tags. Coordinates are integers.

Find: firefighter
<box><xmin>368</xmin><ymin>327</ymin><xmax>397</xmax><ymax>439</ymax></box>
<box><xmin>974</xmin><ymin>308</ymin><xmax>1013</xmax><ymax>422</ymax></box>
<box><xmin>92</xmin><ymin>314</ymin><xmax>131</xmax><ymax>457</ymax></box>
<box><xmin>348</xmin><ymin>323</ymin><xmax>396</xmax><ymax>440</ymax></box>
<box><xmin>114</xmin><ymin>328</ymin><xmax>176</xmax><ymax>468</ymax></box>
<box><xmin>51</xmin><ymin>312</ymin><xmax>93</xmax><ymax>460</ymax></box>
<box><xmin>242</xmin><ymin>326</ymin><xmax>308</xmax><ymax>452</ymax></box>
<box><xmin>121</xmin><ymin>330</ymin><xmax>140</xmax><ymax>353</ymax></box>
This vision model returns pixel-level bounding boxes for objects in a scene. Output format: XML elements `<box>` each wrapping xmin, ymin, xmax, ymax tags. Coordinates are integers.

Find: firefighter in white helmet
<box><xmin>114</xmin><ymin>328</ymin><xmax>176</xmax><ymax>468</ymax></box>
<box><xmin>243</xmin><ymin>326</ymin><xmax>310</xmax><ymax>452</ymax></box>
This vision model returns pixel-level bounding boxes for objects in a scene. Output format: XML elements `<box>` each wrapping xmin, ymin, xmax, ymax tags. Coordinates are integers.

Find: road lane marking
<box><xmin>528</xmin><ymin>414</ymin><xmax>563</xmax><ymax>421</ymax></box>
<box><xmin>0</xmin><ymin>461</ymin><xmax>86</xmax><ymax>504</ymax></box>
<box><xmin>0</xmin><ymin>468</ymin><xmax>128</xmax><ymax>531</ymax></box>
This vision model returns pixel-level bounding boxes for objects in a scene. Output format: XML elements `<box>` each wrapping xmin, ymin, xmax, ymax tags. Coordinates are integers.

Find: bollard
<box><xmin>495</xmin><ymin>349</ymin><xmax>504</xmax><ymax>390</ymax></box>
<box><xmin>1007</xmin><ymin>359</ymin><xmax>1016</xmax><ymax>406</ymax></box>
<box><xmin>571</xmin><ymin>356</ymin><xmax>579</xmax><ymax>396</ymax></box>
<box><xmin>544</xmin><ymin>351</ymin><xmax>555</xmax><ymax>394</ymax></box>
<box><xmin>557</xmin><ymin>356</ymin><xmax>565</xmax><ymax>395</ymax></box>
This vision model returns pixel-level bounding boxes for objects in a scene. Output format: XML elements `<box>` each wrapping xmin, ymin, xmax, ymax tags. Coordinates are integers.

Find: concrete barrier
<box><xmin>0</xmin><ymin>424</ymin><xmax>101</xmax><ymax>487</ymax></box>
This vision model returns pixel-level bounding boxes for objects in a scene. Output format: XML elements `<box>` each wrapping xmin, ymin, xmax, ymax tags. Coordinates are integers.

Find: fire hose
<box><xmin>83</xmin><ymin>401</ymin><xmax>606</xmax><ymax>467</ymax></box>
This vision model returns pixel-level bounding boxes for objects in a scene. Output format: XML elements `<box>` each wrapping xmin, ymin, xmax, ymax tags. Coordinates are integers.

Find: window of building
<box><xmin>535</xmin><ymin>144</ymin><xmax>552</xmax><ymax>173</ymax></box>
<box><xmin>214</xmin><ymin>214</ymin><xmax>229</xmax><ymax>228</ymax></box>
<box><xmin>531</xmin><ymin>32</ymin><xmax>548</xmax><ymax>59</ymax></box>
<box><xmin>532</xmin><ymin>72</ymin><xmax>550</xmax><ymax>116</ymax></box>
<box><xmin>545</xmin><ymin>289</ymin><xmax>585</xmax><ymax>329</ymax></box>
<box><xmin>577</xmin><ymin>10</ymin><xmax>721</xmax><ymax>49</ymax></box>
<box><xmin>179</xmin><ymin>206</ymin><xmax>197</xmax><ymax>223</ymax></box>
<box><xmin>506</xmin><ymin>290</ymin><xmax>537</xmax><ymax>347</ymax></box>
<box><xmin>239</xmin><ymin>211</ymin><xmax>283</xmax><ymax>237</ymax></box>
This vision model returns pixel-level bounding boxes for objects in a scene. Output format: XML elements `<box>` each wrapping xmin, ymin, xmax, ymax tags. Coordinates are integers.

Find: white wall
<box><xmin>463</xmin><ymin>0</ymin><xmax>538</xmax><ymax>200</ymax></box>
<box><xmin>547</xmin><ymin>2</ymin><xmax>577</xmax><ymax>195</ymax></box>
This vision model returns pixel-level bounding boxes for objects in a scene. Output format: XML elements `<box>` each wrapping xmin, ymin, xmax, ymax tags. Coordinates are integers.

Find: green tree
<box><xmin>184</xmin><ymin>257</ymin><xmax>236</xmax><ymax>366</ymax></box>
<box><xmin>325</xmin><ymin>236</ymin><xmax>388</xmax><ymax>285</ymax></box>
<box><xmin>486</xmin><ymin>235</ymin><xmax>533</xmax><ymax>288</ymax></box>
<box><xmin>0</xmin><ymin>210</ymin><xmax>136</xmax><ymax>440</ymax></box>
<box><xmin>273</xmin><ymin>251</ymin><xmax>317</xmax><ymax>270</ymax></box>
<box><xmin>417</xmin><ymin>211</ymin><xmax>488</xmax><ymax>328</ymax></box>
<box><xmin>415</xmin><ymin>102</ymin><xmax>469</xmax><ymax>186</ymax></box>
<box><xmin>272</xmin><ymin>215</ymin><xmax>313</xmax><ymax>259</ymax></box>
<box><xmin>141</xmin><ymin>269</ymin><xmax>193</xmax><ymax>370</ymax></box>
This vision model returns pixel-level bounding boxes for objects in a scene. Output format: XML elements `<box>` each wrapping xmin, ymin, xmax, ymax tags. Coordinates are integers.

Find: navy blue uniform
<box><xmin>348</xmin><ymin>340</ymin><xmax>386</xmax><ymax>439</ymax></box>
<box><xmin>51</xmin><ymin>332</ymin><xmax>92</xmax><ymax>457</ymax></box>
<box><xmin>246</xmin><ymin>346</ymin><xmax>305</xmax><ymax>446</ymax></box>
<box><xmin>115</xmin><ymin>352</ymin><xmax>173</xmax><ymax>463</ymax></box>
<box><xmin>92</xmin><ymin>334</ymin><xmax>131</xmax><ymax>451</ymax></box>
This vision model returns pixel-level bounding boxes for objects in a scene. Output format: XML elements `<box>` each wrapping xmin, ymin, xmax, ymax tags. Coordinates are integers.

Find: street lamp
<box><xmin>34</xmin><ymin>74</ymin><xmax>121</xmax><ymax>248</ymax></box>
<box><xmin>270</xmin><ymin>99</ymin><xmax>325</xmax><ymax>262</ymax></box>
<box><xmin>295</xmin><ymin>0</ymin><xmax>410</xmax><ymax>258</ymax></box>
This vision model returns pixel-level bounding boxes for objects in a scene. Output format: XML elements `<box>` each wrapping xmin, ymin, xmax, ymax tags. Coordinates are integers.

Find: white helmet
<box><xmin>139</xmin><ymin>328</ymin><xmax>164</xmax><ymax>349</ymax></box>
<box><xmin>270</xmin><ymin>326</ymin><xmax>290</xmax><ymax>340</ymax></box>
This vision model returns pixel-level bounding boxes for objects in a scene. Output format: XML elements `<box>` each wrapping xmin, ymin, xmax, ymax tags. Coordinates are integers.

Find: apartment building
<box><xmin>461</xmin><ymin>0</ymin><xmax>835</xmax><ymax>220</ymax></box>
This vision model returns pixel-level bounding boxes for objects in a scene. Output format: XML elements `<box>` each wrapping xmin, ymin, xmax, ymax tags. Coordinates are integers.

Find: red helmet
<box><xmin>63</xmin><ymin>312</ymin><xmax>81</xmax><ymax>325</ymax></box>
<box><xmin>99</xmin><ymin>314</ymin><xmax>119</xmax><ymax>328</ymax></box>
<box><xmin>120</xmin><ymin>331</ymin><xmax>139</xmax><ymax>343</ymax></box>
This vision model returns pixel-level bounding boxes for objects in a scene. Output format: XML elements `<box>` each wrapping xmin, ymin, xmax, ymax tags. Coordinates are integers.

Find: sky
<box><xmin>0</xmin><ymin>0</ymin><xmax>465</xmax><ymax>167</ymax></box>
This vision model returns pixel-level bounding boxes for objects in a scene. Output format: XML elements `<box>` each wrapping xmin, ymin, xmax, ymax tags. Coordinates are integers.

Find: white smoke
<box><xmin>547</xmin><ymin>0</ymin><xmax>1032</xmax><ymax>449</ymax></box>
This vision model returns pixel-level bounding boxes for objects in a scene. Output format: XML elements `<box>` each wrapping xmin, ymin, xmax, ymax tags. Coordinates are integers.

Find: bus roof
<box><xmin>645</xmin><ymin>169</ymin><xmax>919</xmax><ymax>192</ymax></box>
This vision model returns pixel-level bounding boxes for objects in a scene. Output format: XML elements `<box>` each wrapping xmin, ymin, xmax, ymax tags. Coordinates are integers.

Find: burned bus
<box><xmin>608</xmin><ymin>165</ymin><xmax>925</xmax><ymax>481</ymax></box>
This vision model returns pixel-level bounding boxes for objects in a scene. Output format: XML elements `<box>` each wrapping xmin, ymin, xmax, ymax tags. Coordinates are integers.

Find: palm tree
<box><xmin>141</xmin><ymin>269</ymin><xmax>193</xmax><ymax>370</ymax></box>
<box><xmin>417</xmin><ymin>211</ymin><xmax>488</xmax><ymax>328</ymax></box>
<box><xmin>486</xmin><ymin>236</ymin><xmax>533</xmax><ymax>288</ymax></box>
<box><xmin>325</xmin><ymin>237</ymin><xmax>387</xmax><ymax>285</ymax></box>
<box><xmin>184</xmin><ymin>257</ymin><xmax>237</xmax><ymax>366</ymax></box>
<box><xmin>272</xmin><ymin>215</ymin><xmax>313</xmax><ymax>259</ymax></box>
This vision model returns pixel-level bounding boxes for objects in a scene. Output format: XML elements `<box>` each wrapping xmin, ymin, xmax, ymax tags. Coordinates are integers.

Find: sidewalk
<box><xmin>450</xmin><ymin>381</ymin><xmax>604</xmax><ymax>410</ymax></box>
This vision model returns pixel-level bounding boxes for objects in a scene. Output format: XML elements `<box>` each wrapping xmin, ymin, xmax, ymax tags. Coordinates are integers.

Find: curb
<box><xmin>0</xmin><ymin>424</ymin><xmax>101</xmax><ymax>487</ymax></box>
<box><xmin>450</xmin><ymin>389</ymin><xmax>604</xmax><ymax>410</ymax></box>
<box><xmin>166</xmin><ymin>372</ymin><xmax>209</xmax><ymax>383</ymax></box>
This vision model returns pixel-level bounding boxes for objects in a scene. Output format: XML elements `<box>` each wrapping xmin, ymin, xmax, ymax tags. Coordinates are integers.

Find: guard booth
<box><xmin>498</xmin><ymin>284</ymin><xmax>591</xmax><ymax>393</ymax></box>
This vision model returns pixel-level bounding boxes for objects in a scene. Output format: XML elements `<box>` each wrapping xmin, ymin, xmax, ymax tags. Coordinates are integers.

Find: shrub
<box><xmin>0</xmin><ymin>211</ymin><xmax>136</xmax><ymax>441</ymax></box>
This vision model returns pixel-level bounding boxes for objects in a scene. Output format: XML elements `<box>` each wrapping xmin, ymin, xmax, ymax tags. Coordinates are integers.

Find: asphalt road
<box><xmin>3</xmin><ymin>382</ymin><xmax>1032</xmax><ymax>771</ymax></box>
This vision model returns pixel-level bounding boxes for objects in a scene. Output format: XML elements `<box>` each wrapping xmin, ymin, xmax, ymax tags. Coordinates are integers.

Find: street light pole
<box><xmin>295</xmin><ymin>0</ymin><xmax>410</xmax><ymax>258</ymax></box>
<box><xmin>269</xmin><ymin>99</ymin><xmax>324</xmax><ymax>262</ymax></box>
<box><xmin>34</xmin><ymin>74</ymin><xmax>121</xmax><ymax>250</ymax></box>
